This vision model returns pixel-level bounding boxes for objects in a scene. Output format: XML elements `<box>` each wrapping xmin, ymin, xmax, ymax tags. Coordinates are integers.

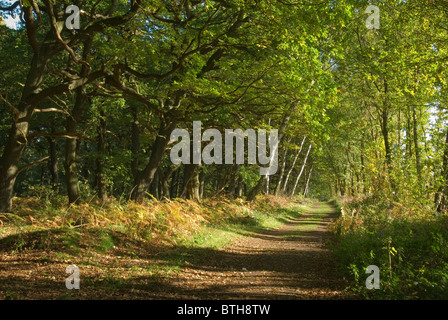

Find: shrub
<box><xmin>330</xmin><ymin>196</ymin><xmax>448</xmax><ymax>299</ymax></box>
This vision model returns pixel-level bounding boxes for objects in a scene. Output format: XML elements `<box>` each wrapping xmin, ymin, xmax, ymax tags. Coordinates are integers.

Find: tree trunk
<box><xmin>274</xmin><ymin>143</ymin><xmax>289</xmax><ymax>196</ymax></box>
<box><xmin>291</xmin><ymin>143</ymin><xmax>312</xmax><ymax>197</ymax></box>
<box><xmin>247</xmin><ymin>176</ymin><xmax>266</xmax><ymax>201</ymax></box>
<box><xmin>406</xmin><ymin>109</ymin><xmax>413</xmax><ymax>158</ymax></box>
<box><xmin>64</xmin><ymin>87</ymin><xmax>86</xmax><ymax>205</ymax></box>
<box><xmin>170</xmin><ymin>168</ymin><xmax>180</xmax><ymax>199</ymax></box>
<box><xmin>360</xmin><ymin>138</ymin><xmax>365</xmax><ymax>194</ymax></box>
<box><xmin>149</xmin><ymin>171</ymin><xmax>159</xmax><ymax>199</ymax></box>
<box><xmin>226</xmin><ymin>164</ymin><xmax>241</xmax><ymax>197</ymax></box>
<box><xmin>435</xmin><ymin>128</ymin><xmax>448</xmax><ymax>212</ymax></box>
<box><xmin>282</xmin><ymin>135</ymin><xmax>306</xmax><ymax>193</ymax></box>
<box><xmin>303</xmin><ymin>166</ymin><xmax>312</xmax><ymax>197</ymax></box>
<box><xmin>247</xmin><ymin>102</ymin><xmax>298</xmax><ymax>201</ymax></box>
<box><xmin>64</xmin><ymin>40</ymin><xmax>92</xmax><ymax>205</ymax></box>
<box><xmin>131</xmin><ymin>120</ymin><xmax>177</xmax><ymax>202</ymax></box>
<box><xmin>381</xmin><ymin>108</ymin><xmax>392</xmax><ymax>168</ymax></box>
<box><xmin>412</xmin><ymin>106</ymin><xmax>421</xmax><ymax>181</ymax></box>
<box><xmin>199</xmin><ymin>170</ymin><xmax>205</xmax><ymax>199</ymax></box>
<box><xmin>0</xmin><ymin>33</ymin><xmax>57</xmax><ymax>212</ymax></box>
<box><xmin>47</xmin><ymin>123</ymin><xmax>59</xmax><ymax>190</ymax></box>
<box><xmin>159</xmin><ymin>165</ymin><xmax>179</xmax><ymax>199</ymax></box>
<box><xmin>0</xmin><ymin>110</ymin><xmax>32</xmax><ymax>212</ymax></box>
<box><xmin>236</xmin><ymin>173</ymin><xmax>244</xmax><ymax>197</ymax></box>
<box><xmin>131</xmin><ymin>102</ymin><xmax>140</xmax><ymax>180</ymax></box>
<box><xmin>96</xmin><ymin>110</ymin><xmax>107</xmax><ymax>203</ymax></box>
<box><xmin>181</xmin><ymin>164</ymin><xmax>201</xmax><ymax>201</ymax></box>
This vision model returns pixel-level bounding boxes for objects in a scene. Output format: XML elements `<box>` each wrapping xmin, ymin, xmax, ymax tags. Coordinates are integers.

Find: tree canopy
<box><xmin>0</xmin><ymin>0</ymin><xmax>446</xmax><ymax>214</ymax></box>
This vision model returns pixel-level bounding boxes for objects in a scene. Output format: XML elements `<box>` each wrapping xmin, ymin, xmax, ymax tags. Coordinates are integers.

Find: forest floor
<box><xmin>0</xmin><ymin>202</ymin><xmax>358</xmax><ymax>300</ymax></box>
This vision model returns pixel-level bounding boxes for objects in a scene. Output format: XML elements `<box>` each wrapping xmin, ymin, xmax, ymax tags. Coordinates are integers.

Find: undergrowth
<box><xmin>329</xmin><ymin>195</ymin><xmax>448</xmax><ymax>299</ymax></box>
<box><xmin>0</xmin><ymin>194</ymin><xmax>312</xmax><ymax>256</ymax></box>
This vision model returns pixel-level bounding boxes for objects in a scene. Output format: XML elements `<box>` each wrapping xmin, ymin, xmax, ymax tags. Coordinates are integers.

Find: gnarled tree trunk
<box><xmin>131</xmin><ymin>120</ymin><xmax>177</xmax><ymax>202</ymax></box>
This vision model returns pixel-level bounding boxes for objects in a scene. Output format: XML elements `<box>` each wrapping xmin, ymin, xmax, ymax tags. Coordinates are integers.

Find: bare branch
<box><xmin>27</xmin><ymin>69</ymin><xmax>106</xmax><ymax>106</ymax></box>
<box><xmin>43</xmin><ymin>0</ymin><xmax>91</xmax><ymax>72</ymax></box>
<box><xmin>0</xmin><ymin>1</ymin><xmax>19</xmax><ymax>11</ymax></box>
<box><xmin>17</xmin><ymin>156</ymin><xmax>50</xmax><ymax>176</ymax></box>
<box><xmin>47</xmin><ymin>68</ymin><xmax>80</xmax><ymax>80</ymax></box>
<box><xmin>27</xmin><ymin>132</ymin><xmax>95</xmax><ymax>143</ymax></box>
<box><xmin>33</xmin><ymin>108</ymin><xmax>69</xmax><ymax>115</ymax></box>
<box><xmin>0</xmin><ymin>94</ymin><xmax>20</xmax><ymax>118</ymax></box>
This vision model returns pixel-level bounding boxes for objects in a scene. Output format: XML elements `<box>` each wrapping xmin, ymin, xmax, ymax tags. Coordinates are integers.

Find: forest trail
<box><xmin>0</xmin><ymin>202</ymin><xmax>357</xmax><ymax>300</ymax></box>
<box><xmin>150</xmin><ymin>202</ymin><xmax>355</xmax><ymax>299</ymax></box>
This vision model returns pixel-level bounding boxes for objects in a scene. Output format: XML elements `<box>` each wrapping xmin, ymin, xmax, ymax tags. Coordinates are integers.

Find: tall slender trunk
<box><xmin>170</xmin><ymin>168</ymin><xmax>180</xmax><ymax>199</ymax></box>
<box><xmin>283</xmin><ymin>136</ymin><xmax>306</xmax><ymax>193</ymax></box>
<box><xmin>360</xmin><ymin>138</ymin><xmax>365</xmax><ymax>194</ymax></box>
<box><xmin>274</xmin><ymin>143</ymin><xmax>289</xmax><ymax>196</ymax></box>
<box><xmin>64</xmin><ymin>88</ymin><xmax>86</xmax><ymax>204</ymax></box>
<box><xmin>291</xmin><ymin>143</ymin><xmax>312</xmax><ymax>197</ymax></box>
<box><xmin>435</xmin><ymin>128</ymin><xmax>448</xmax><ymax>212</ymax></box>
<box><xmin>199</xmin><ymin>170</ymin><xmax>205</xmax><ymax>199</ymax></box>
<box><xmin>96</xmin><ymin>109</ymin><xmax>107</xmax><ymax>203</ymax></box>
<box><xmin>236</xmin><ymin>173</ymin><xmax>244</xmax><ymax>197</ymax></box>
<box><xmin>412</xmin><ymin>106</ymin><xmax>421</xmax><ymax>180</ymax></box>
<box><xmin>131</xmin><ymin>103</ymin><xmax>140</xmax><ymax>180</ymax></box>
<box><xmin>406</xmin><ymin>109</ymin><xmax>413</xmax><ymax>158</ymax></box>
<box><xmin>47</xmin><ymin>122</ymin><xmax>59</xmax><ymax>190</ymax></box>
<box><xmin>303</xmin><ymin>166</ymin><xmax>312</xmax><ymax>197</ymax></box>
<box><xmin>247</xmin><ymin>102</ymin><xmax>296</xmax><ymax>201</ymax></box>
<box><xmin>381</xmin><ymin>108</ymin><xmax>392</xmax><ymax>168</ymax></box>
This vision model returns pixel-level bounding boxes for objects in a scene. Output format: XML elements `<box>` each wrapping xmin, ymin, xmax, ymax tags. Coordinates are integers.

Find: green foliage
<box><xmin>1</xmin><ymin>0</ymin><xmax>448</xmax><ymax>301</ymax></box>
<box><xmin>331</xmin><ymin>198</ymin><xmax>448</xmax><ymax>299</ymax></box>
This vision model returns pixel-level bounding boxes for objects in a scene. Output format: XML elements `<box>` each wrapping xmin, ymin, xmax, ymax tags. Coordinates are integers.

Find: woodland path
<box><xmin>150</xmin><ymin>202</ymin><xmax>355</xmax><ymax>299</ymax></box>
<box><xmin>0</xmin><ymin>202</ymin><xmax>356</xmax><ymax>300</ymax></box>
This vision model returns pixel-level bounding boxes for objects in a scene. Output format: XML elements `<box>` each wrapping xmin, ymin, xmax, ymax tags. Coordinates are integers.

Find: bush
<box><xmin>330</xmin><ymin>196</ymin><xmax>448</xmax><ymax>299</ymax></box>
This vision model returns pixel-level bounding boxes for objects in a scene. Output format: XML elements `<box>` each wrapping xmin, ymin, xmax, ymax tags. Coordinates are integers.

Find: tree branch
<box><xmin>17</xmin><ymin>156</ymin><xmax>50</xmax><ymax>176</ymax></box>
<box><xmin>43</xmin><ymin>0</ymin><xmax>91</xmax><ymax>72</ymax></box>
<box><xmin>33</xmin><ymin>108</ymin><xmax>69</xmax><ymax>115</ymax></box>
<box><xmin>0</xmin><ymin>1</ymin><xmax>19</xmax><ymax>11</ymax></box>
<box><xmin>27</xmin><ymin>69</ymin><xmax>106</xmax><ymax>106</ymax></box>
<box><xmin>27</xmin><ymin>132</ymin><xmax>95</xmax><ymax>143</ymax></box>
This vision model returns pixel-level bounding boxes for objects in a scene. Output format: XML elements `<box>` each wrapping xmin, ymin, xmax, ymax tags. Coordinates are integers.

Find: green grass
<box><xmin>155</xmin><ymin>203</ymin><xmax>313</xmax><ymax>269</ymax></box>
<box><xmin>284</xmin><ymin>203</ymin><xmax>330</xmax><ymax>237</ymax></box>
<box><xmin>181</xmin><ymin>204</ymin><xmax>310</xmax><ymax>249</ymax></box>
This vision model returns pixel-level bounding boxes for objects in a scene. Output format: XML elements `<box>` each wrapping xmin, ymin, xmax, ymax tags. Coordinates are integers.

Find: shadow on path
<box><xmin>0</xmin><ymin>202</ymin><xmax>356</xmax><ymax>300</ymax></box>
<box><xmin>141</xmin><ymin>202</ymin><xmax>355</xmax><ymax>299</ymax></box>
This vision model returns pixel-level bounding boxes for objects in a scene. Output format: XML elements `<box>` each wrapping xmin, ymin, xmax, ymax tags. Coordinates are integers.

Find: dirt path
<box><xmin>148</xmin><ymin>202</ymin><xmax>354</xmax><ymax>299</ymax></box>
<box><xmin>0</xmin><ymin>202</ymin><xmax>356</xmax><ymax>300</ymax></box>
